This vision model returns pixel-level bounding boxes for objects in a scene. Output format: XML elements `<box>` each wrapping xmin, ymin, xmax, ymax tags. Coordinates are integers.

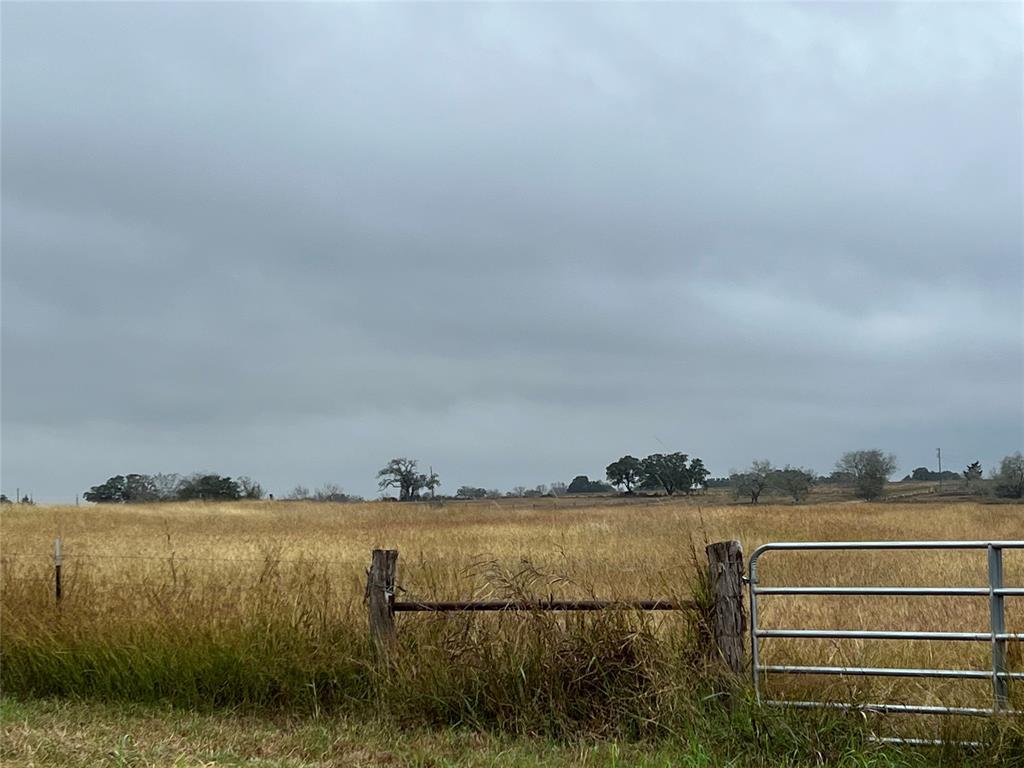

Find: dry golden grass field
<box><xmin>2</xmin><ymin>495</ymin><xmax>1023</xmax><ymax>766</ymax></box>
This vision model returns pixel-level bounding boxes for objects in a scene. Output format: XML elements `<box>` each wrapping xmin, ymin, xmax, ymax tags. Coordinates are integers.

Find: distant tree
<box><xmin>992</xmin><ymin>452</ymin><xmax>1024</xmax><ymax>499</ymax></box>
<box><xmin>730</xmin><ymin>460</ymin><xmax>773</xmax><ymax>504</ymax></box>
<box><xmin>20</xmin><ymin>495</ymin><xmax>33</xmax><ymax>505</ymax></box>
<box><xmin>641</xmin><ymin>453</ymin><xmax>707</xmax><ymax>496</ymax></box>
<box><xmin>288</xmin><ymin>485</ymin><xmax>311</xmax><ymax>500</ymax></box>
<box><xmin>237</xmin><ymin>476</ymin><xmax>265</xmax><ymax>500</ymax></box>
<box><xmin>548</xmin><ymin>482</ymin><xmax>568</xmax><ymax>496</ymax></box>
<box><xmin>835</xmin><ymin>450</ymin><xmax>898</xmax><ymax>500</ymax></box>
<box><xmin>902</xmin><ymin>467</ymin><xmax>961</xmax><ymax>482</ymax></box>
<box><xmin>83</xmin><ymin>474</ymin><xmax>157</xmax><ymax>503</ymax></box>
<box><xmin>123</xmin><ymin>473</ymin><xmax>158</xmax><ymax>503</ymax></box>
<box><xmin>606</xmin><ymin>456</ymin><xmax>644</xmax><ymax>494</ymax></box>
<box><xmin>313</xmin><ymin>483</ymin><xmax>353</xmax><ymax>502</ymax></box>
<box><xmin>821</xmin><ymin>470</ymin><xmax>853</xmax><ymax>485</ymax></box>
<box><xmin>456</xmin><ymin>486</ymin><xmax>488</xmax><ymax>499</ymax></box>
<box><xmin>378</xmin><ymin>458</ymin><xmax>417</xmax><ymax>501</ymax></box>
<box><xmin>688</xmin><ymin>458</ymin><xmax>710</xmax><ymax>492</ymax></box>
<box><xmin>377</xmin><ymin>458</ymin><xmax>440</xmax><ymax>501</ymax></box>
<box><xmin>770</xmin><ymin>466</ymin><xmax>815</xmax><ymax>503</ymax></box>
<box><xmin>150</xmin><ymin>473</ymin><xmax>182</xmax><ymax>501</ymax></box>
<box><xmin>424</xmin><ymin>470</ymin><xmax>441</xmax><ymax>498</ymax></box>
<box><xmin>508</xmin><ymin>485</ymin><xmax>528</xmax><ymax>497</ymax></box>
<box><xmin>566</xmin><ymin>475</ymin><xmax>613</xmax><ymax>494</ymax></box>
<box><xmin>84</xmin><ymin>475</ymin><xmax>128</xmax><ymax>504</ymax></box>
<box><xmin>177</xmin><ymin>474</ymin><xmax>242</xmax><ymax>501</ymax></box>
<box><xmin>523</xmin><ymin>484</ymin><xmax>548</xmax><ymax>498</ymax></box>
<box><xmin>0</xmin><ymin>494</ymin><xmax>11</xmax><ymax>504</ymax></box>
<box><xmin>963</xmin><ymin>461</ymin><xmax>983</xmax><ymax>489</ymax></box>
<box><xmin>566</xmin><ymin>475</ymin><xmax>587</xmax><ymax>493</ymax></box>
<box><xmin>728</xmin><ymin>472</ymin><xmax>755</xmax><ymax>502</ymax></box>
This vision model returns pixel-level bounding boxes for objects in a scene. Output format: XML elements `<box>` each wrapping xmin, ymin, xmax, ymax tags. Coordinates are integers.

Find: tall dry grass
<box><xmin>1</xmin><ymin>497</ymin><xmax>1022</xmax><ymax>750</ymax></box>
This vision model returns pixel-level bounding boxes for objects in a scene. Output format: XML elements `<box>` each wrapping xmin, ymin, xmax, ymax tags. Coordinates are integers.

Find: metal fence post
<box><xmin>988</xmin><ymin>544</ymin><xmax>1008</xmax><ymax>710</ymax></box>
<box><xmin>749</xmin><ymin>550</ymin><xmax>761</xmax><ymax>702</ymax></box>
<box><xmin>54</xmin><ymin>536</ymin><xmax>63</xmax><ymax>604</ymax></box>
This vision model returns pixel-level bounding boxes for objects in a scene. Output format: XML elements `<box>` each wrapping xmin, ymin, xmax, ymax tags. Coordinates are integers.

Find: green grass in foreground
<box><xmin>2</xmin><ymin>697</ymin><xmax>1022</xmax><ymax>768</ymax></box>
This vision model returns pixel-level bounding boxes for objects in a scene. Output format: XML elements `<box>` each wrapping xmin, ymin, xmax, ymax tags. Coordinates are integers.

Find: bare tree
<box><xmin>731</xmin><ymin>460</ymin><xmax>773</xmax><ymax>503</ymax></box>
<box><xmin>150</xmin><ymin>473</ymin><xmax>183</xmax><ymax>501</ymax></box>
<box><xmin>288</xmin><ymin>485</ymin><xmax>311</xmax><ymax>500</ymax></box>
<box><xmin>237</xmin><ymin>476</ymin><xmax>265</xmax><ymax>500</ymax></box>
<box><xmin>314</xmin><ymin>483</ymin><xmax>352</xmax><ymax>502</ymax></box>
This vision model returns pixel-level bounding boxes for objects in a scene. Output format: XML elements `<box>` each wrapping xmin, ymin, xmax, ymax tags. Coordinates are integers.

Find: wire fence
<box><xmin>0</xmin><ymin>549</ymin><xmax>697</xmax><ymax>572</ymax></box>
<box><xmin>1</xmin><ymin>552</ymin><xmax>369</xmax><ymax>564</ymax></box>
<box><xmin>0</xmin><ymin>540</ymin><xmax>699</xmax><ymax>608</ymax></box>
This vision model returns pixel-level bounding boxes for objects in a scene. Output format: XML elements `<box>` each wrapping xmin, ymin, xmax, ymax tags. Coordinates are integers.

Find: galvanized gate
<box><xmin>748</xmin><ymin>541</ymin><xmax>1024</xmax><ymax>718</ymax></box>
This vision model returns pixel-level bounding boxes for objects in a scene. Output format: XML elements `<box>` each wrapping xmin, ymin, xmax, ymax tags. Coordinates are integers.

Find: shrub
<box><xmin>992</xmin><ymin>452</ymin><xmax>1024</xmax><ymax>499</ymax></box>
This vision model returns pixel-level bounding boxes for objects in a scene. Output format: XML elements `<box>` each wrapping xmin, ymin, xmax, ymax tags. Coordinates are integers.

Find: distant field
<box><xmin>2</xmin><ymin>496</ymin><xmax>1022</xmax><ymax>765</ymax></box>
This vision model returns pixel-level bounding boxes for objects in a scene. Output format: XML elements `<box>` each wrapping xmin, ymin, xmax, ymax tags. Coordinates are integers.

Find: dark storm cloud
<box><xmin>2</xmin><ymin>3</ymin><xmax>1021</xmax><ymax>501</ymax></box>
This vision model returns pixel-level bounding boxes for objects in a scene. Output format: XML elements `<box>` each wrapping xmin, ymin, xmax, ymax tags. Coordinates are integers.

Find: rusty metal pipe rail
<box><xmin>393</xmin><ymin>598</ymin><xmax>694</xmax><ymax>612</ymax></box>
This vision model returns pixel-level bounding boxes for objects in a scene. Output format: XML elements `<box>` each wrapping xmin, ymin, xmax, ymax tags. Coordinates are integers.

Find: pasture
<box><xmin>2</xmin><ymin>496</ymin><xmax>1023</xmax><ymax>766</ymax></box>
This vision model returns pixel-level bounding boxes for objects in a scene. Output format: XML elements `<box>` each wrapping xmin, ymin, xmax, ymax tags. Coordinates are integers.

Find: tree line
<box><xmin>722</xmin><ymin>451</ymin><xmax>1024</xmax><ymax>502</ymax></box>
<box><xmin>69</xmin><ymin>450</ymin><xmax>1024</xmax><ymax>505</ymax></box>
<box><xmin>82</xmin><ymin>473</ymin><xmax>265</xmax><ymax>503</ymax></box>
<box><xmin>455</xmin><ymin>484</ymin><xmax>567</xmax><ymax>500</ymax></box>
<box><xmin>80</xmin><ymin>473</ymin><xmax>365</xmax><ymax>504</ymax></box>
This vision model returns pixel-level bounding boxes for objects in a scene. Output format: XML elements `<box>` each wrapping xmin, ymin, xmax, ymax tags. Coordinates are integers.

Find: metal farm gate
<box><xmin>748</xmin><ymin>541</ymin><xmax>1024</xmax><ymax>722</ymax></box>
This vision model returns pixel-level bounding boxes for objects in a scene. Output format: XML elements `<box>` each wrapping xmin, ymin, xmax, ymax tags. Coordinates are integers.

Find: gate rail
<box><xmin>748</xmin><ymin>541</ymin><xmax>1024</xmax><ymax>717</ymax></box>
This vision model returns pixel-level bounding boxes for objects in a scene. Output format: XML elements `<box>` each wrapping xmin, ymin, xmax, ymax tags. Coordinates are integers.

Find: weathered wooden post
<box><xmin>706</xmin><ymin>540</ymin><xmax>745</xmax><ymax>674</ymax></box>
<box><xmin>366</xmin><ymin>549</ymin><xmax>398</xmax><ymax>655</ymax></box>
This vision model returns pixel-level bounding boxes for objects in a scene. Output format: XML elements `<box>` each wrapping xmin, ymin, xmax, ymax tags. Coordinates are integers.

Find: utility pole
<box><xmin>937</xmin><ymin>448</ymin><xmax>942</xmax><ymax>491</ymax></box>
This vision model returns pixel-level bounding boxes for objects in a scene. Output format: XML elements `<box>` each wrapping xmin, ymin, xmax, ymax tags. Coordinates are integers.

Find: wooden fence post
<box><xmin>706</xmin><ymin>540</ymin><xmax>745</xmax><ymax>674</ymax></box>
<box><xmin>366</xmin><ymin>549</ymin><xmax>398</xmax><ymax>655</ymax></box>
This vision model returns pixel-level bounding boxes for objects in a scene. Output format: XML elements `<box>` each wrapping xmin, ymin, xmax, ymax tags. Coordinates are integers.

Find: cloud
<box><xmin>2</xmin><ymin>2</ymin><xmax>1021</xmax><ymax>500</ymax></box>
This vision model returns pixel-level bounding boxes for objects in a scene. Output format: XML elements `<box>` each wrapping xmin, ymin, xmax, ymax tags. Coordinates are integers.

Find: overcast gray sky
<box><xmin>2</xmin><ymin>2</ymin><xmax>1022</xmax><ymax>502</ymax></box>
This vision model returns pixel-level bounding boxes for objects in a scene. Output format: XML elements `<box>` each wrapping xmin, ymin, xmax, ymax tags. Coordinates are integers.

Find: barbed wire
<box><xmin>0</xmin><ymin>552</ymin><xmax>697</xmax><ymax>574</ymax></box>
<box><xmin>0</xmin><ymin>552</ymin><xmax>368</xmax><ymax>564</ymax></box>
